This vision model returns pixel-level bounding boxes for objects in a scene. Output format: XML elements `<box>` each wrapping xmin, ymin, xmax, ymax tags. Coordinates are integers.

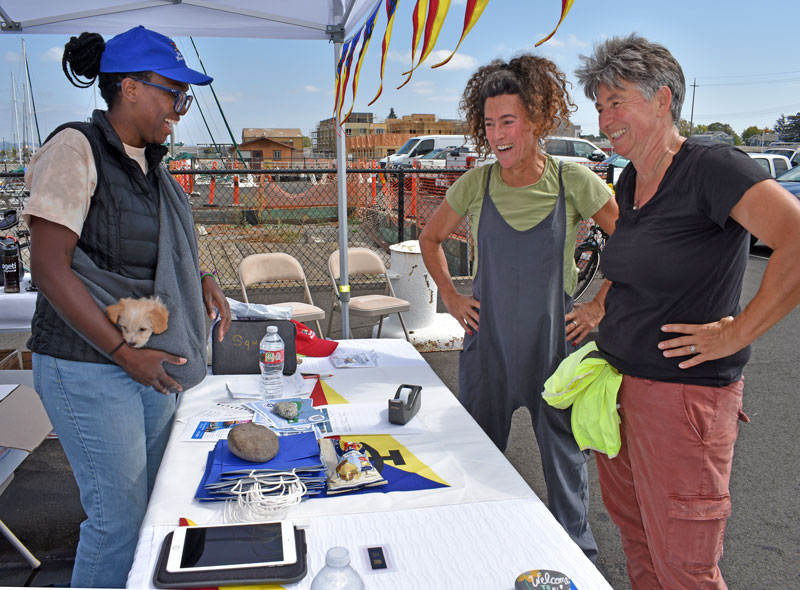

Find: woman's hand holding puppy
<box><xmin>111</xmin><ymin>344</ymin><xmax>186</xmax><ymax>394</ymax></box>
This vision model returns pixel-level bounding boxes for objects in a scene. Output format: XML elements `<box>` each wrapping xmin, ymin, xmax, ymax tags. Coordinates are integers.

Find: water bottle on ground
<box><xmin>259</xmin><ymin>325</ymin><xmax>284</xmax><ymax>399</ymax></box>
<box><xmin>310</xmin><ymin>547</ymin><xmax>364</xmax><ymax>590</ymax></box>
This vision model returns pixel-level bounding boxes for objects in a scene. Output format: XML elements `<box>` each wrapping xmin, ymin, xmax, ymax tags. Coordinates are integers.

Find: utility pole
<box><xmin>688</xmin><ymin>78</ymin><xmax>697</xmax><ymax>137</ymax></box>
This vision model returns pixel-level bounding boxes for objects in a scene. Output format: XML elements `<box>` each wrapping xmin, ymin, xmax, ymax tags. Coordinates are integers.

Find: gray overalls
<box><xmin>458</xmin><ymin>164</ymin><xmax>598</xmax><ymax>560</ymax></box>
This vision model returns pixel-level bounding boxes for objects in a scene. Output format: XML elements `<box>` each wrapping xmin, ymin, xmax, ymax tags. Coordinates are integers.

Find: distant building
<box><xmin>314</xmin><ymin>112</ymin><xmax>466</xmax><ymax>160</ymax></box>
<box><xmin>746</xmin><ymin>132</ymin><xmax>779</xmax><ymax>147</ymax></box>
<box><xmin>693</xmin><ymin>131</ymin><xmax>734</xmax><ymax>145</ymax></box>
<box><xmin>242</xmin><ymin>128</ymin><xmax>304</xmax><ymax>150</ymax></box>
<box><xmin>232</xmin><ymin>137</ymin><xmax>300</xmax><ymax>167</ymax></box>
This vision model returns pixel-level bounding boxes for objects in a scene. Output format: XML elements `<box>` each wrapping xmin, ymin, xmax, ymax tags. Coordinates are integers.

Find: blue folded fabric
<box><xmin>195</xmin><ymin>432</ymin><xmax>326</xmax><ymax>502</ymax></box>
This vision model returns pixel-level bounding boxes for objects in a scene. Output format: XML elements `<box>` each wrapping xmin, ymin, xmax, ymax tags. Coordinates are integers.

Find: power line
<box><xmin>695</xmin><ymin>69</ymin><xmax>800</xmax><ymax>80</ymax></box>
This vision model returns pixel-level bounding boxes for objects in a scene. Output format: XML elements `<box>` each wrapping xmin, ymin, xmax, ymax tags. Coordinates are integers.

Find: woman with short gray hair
<box><xmin>573</xmin><ymin>34</ymin><xmax>800</xmax><ymax>589</ymax></box>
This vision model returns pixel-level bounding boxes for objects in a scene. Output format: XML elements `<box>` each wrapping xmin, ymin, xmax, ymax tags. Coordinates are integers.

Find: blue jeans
<box><xmin>33</xmin><ymin>353</ymin><xmax>176</xmax><ymax>588</ymax></box>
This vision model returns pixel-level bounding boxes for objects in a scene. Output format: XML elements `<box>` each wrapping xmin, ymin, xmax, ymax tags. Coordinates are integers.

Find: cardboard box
<box><xmin>0</xmin><ymin>385</ymin><xmax>52</xmax><ymax>452</ymax></box>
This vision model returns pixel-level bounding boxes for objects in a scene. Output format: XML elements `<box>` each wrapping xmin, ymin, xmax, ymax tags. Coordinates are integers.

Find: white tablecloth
<box><xmin>0</xmin><ymin>277</ymin><xmax>36</xmax><ymax>333</ymax></box>
<box><xmin>127</xmin><ymin>340</ymin><xmax>612</xmax><ymax>590</ymax></box>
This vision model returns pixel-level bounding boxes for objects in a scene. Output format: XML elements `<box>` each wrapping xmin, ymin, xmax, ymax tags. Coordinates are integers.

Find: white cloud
<box><xmin>42</xmin><ymin>47</ymin><xmax>62</xmax><ymax>62</ymax></box>
<box><xmin>427</xmin><ymin>50</ymin><xmax>477</xmax><ymax>71</ymax></box>
<box><xmin>304</xmin><ymin>85</ymin><xmax>322</xmax><ymax>93</ymax></box>
<box><xmin>388</xmin><ymin>49</ymin><xmax>476</xmax><ymax>71</ymax></box>
<box><xmin>3</xmin><ymin>51</ymin><xmax>20</xmax><ymax>64</ymax></box>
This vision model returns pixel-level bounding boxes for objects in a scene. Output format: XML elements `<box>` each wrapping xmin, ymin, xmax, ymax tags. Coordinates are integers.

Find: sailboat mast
<box><xmin>22</xmin><ymin>39</ymin><xmax>41</xmax><ymax>151</ymax></box>
<box><xmin>11</xmin><ymin>73</ymin><xmax>22</xmax><ymax>165</ymax></box>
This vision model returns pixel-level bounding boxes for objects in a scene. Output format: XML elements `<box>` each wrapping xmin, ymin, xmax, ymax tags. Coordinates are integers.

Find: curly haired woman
<box><xmin>420</xmin><ymin>54</ymin><xmax>618</xmax><ymax>559</ymax></box>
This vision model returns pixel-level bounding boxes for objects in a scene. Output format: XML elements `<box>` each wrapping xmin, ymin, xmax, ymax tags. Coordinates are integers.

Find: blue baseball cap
<box><xmin>99</xmin><ymin>26</ymin><xmax>213</xmax><ymax>86</ymax></box>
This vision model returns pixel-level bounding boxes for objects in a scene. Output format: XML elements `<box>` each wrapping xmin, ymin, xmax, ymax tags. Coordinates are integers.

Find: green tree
<box><xmin>387</xmin><ymin>107</ymin><xmax>397</xmax><ymax>119</ymax></box>
<box><xmin>775</xmin><ymin>113</ymin><xmax>800</xmax><ymax>141</ymax></box>
<box><xmin>303</xmin><ymin>136</ymin><xmax>311</xmax><ymax>148</ymax></box>
<box><xmin>694</xmin><ymin>123</ymin><xmax>709</xmax><ymax>135</ymax></box>
<box><xmin>677</xmin><ymin>118</ymin><xmax>692</xmax><ymax>136</ymax></box>
<box><xmin>707</xmin><ymin>122</ymin><xmax>742</xmax><ymax>145</ymax></box>
<box><xmin>741</xmin><ymin>125</ymin><xmax>767</xmax><ymax>143</ymax></box>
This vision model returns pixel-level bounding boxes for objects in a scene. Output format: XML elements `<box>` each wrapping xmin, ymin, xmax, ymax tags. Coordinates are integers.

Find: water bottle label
<box><xmin>2</xmin><ymin>261</ymin><xmax>17</xmax><ymax>273</ymax></box>
<box><xmin>261</xmin><ymin>349</ymin><xmax>284</xmax><ymax>364</ymax></box>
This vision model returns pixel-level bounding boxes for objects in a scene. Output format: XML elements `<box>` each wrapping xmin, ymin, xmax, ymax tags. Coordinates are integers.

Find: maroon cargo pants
<box><xmin>595</xmin><ymin>375</ymin><xmax>746</xmax><ymax>589</ymax></box>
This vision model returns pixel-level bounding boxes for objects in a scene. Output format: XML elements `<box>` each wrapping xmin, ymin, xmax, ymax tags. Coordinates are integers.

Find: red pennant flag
<box><xmin>397</xmin><ymin>0</ymin><xmax>428</xmax><ymax>89</ymax></box>
<box><xmin>535</xmin><ymin>0</ymin><xmax>575</xmax><ymax>46</ymax></box>
<box><xmin>336</xmin><ymin>29</ymin><xmax>362</xmax><ymax>123</ymax></box>
<box><xmin>432</xmin><ymin>0</ymin><xmax>489</xmax><ymax>68</ymax></box>
<box><xmin>368</xmin><ymin>0</ymin><xmax>399</xmax><ymax>106</ymax></box>
<box><xmin>414</xmin><ymin>0</ymin><xmax>452</xmax><ymax>70</ymax></box>
<box><xmin>333</xmin><ymin>37</ymin><xmax>353</xmax><ymax>116</ymax></box>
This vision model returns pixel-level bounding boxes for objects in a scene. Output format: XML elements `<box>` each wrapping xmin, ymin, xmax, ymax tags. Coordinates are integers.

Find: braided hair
<box><xmin>62</xmin><ymin>32</ymin><xmax>149</xmax><ymax>109</ymax></box>
<box><xmin>460</xmin><ymin>54</ymin><xmax>576</xmax><ymax>158</ymax></box>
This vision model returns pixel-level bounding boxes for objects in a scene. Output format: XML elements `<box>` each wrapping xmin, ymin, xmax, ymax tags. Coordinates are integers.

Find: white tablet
<box><xmin>165</xmin><ymin>521</ymin><xmax>297</xmax><ymax>573</ymax></box>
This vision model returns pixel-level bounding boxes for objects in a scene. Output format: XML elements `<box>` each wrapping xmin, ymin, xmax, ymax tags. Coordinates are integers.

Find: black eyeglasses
<box><xmin>121</xmin><ymin>78</ymin><xmax>193</xmax><ymax>114</ymax></box>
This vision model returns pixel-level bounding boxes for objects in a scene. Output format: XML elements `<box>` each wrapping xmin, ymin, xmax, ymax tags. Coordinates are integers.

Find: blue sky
<box><xmin>0</xmin><ymin>0</ymin><xmax>798</xmax><ymax>148</ymax></box>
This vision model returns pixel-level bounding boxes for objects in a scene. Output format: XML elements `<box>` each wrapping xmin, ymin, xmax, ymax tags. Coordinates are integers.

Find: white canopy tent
<box><xmin>0</xmin><ymin>0</ymin><xmax>380</xmax><ymax>334</ymax></box>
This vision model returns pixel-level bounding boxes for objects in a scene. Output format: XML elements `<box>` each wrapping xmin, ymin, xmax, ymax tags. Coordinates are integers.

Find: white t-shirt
<box><xmin>23</xmin><ymin>128</ymin><xmax>149</xmax><ymax>236</ymax></box>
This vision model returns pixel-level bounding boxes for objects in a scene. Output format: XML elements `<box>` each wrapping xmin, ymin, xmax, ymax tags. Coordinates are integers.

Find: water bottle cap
<box><xmin>325</xmin><ymin>546</ymin><xmax>350</xmax><ymax>567</ymax></box>
<box><xmin>267</xmin><ymin>325</ymin><xmax>278</xmax><ymax>333</ymax></box>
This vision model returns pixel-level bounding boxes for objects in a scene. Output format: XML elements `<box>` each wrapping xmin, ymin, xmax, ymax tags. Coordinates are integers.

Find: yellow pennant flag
<box><xmin>535</xmin><ymin>0</ymin><xmax>575</xmax><ymax>46</ymax></box>
<box><xmin>368</xmin><ymin>0</ymin><xmax>399</xmax><ymax>106</ymax></box>
<box><xmin>397</xmin><ymin>0</ymin><xmax>428</xmax><ymax>89</ymax></box>
<box><xmin>432</xmin><ymin>0</ymin><xmax>489</xmax><ymax>68</ymax></box>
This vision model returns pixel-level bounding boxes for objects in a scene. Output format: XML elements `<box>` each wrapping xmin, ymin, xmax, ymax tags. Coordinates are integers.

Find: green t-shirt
<box><xmin>446</xmin><ymin>155</ymin><xmax>612</xmax><ymax>295</ymax></box>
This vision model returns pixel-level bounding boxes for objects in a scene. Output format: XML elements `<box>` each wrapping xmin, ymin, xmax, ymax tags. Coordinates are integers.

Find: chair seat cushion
<box><xmin>279</xmin><ymin>301</ymin><xmax>326</xmax><ymax>321</ymax></box>
<box><xmin>349</xmin><ymin>295</ymin><xmax>411</xmax><ymax>315</ymax></box>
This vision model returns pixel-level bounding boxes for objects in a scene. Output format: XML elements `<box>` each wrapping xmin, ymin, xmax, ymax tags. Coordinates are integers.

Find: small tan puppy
<box><xmin>106</xmin><ymin>296</ymin><xmax>169</xmax><ymax>348</ymax></box>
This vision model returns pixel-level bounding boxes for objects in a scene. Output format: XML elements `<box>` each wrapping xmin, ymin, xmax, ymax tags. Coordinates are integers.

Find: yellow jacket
<box><xmin>543</xmin><ymin>342</ymin><xmax>622</xmax><ymax>458</ymax></box>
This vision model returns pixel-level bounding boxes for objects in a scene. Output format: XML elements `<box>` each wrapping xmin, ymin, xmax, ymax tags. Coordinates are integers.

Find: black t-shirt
<box><xmin>597</xmin><ymin>138</ymin><xmax>771</xmax><ymax>386</ymax></box>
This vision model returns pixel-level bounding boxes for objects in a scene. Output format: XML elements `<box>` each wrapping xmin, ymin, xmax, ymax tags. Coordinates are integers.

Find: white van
<box><xmin>544</xmin><ymin>136</ymin><xmax>607</xmax><ymax>163</ymax></box>
<box><xmin>380</xmin><ymin>135</ymin><xmax>467</xmax><ymax>168</ymax></box>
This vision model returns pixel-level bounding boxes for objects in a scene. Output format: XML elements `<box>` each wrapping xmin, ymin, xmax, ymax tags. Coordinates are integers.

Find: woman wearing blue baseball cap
<box><xmin>22</xmin><ymin>26</ymin><xmax>230</xmax><ymax>587</ymax></box>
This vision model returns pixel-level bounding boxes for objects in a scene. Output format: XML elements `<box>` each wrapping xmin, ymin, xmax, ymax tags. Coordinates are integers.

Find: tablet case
<box><xmin>212</xmin><ymin>319</ymin><xmax>297</xmax><ymax>375</ymax></box>
<box><xmin>153</xmin><ymin>527</ymin><xmax>307</xmax><ymax>588</ymax></box>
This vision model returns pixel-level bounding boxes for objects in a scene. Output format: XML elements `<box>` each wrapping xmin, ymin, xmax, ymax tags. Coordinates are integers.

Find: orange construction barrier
<box><xmin>233</xmin><ymin>160</ymin><xmax>240</xmax><ymax>206</ymax></box>
<box><xmin>371</xmin><ymin>173</ymin><xmax>376</xmax><ymax>205</ymax></box>
<box><xmin>208</xmin><ymin>160</ymin><xmax>217</xmax><ymax>206</ymax></box>
<box><xmin>410</xmin><ymin>161</ymin><xmax>418</xmax><ymax>218</ymax></box>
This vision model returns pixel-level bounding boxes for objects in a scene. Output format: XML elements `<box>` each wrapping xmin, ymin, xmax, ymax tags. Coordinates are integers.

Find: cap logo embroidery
<box><xmin>170</xmin><ymin>42</ymin><xmax>185</xmax><ymax>63</ymax></box>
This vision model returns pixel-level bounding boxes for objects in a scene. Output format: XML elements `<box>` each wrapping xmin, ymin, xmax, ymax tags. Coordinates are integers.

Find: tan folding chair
<box><xmin>238</xmin><ymin>253</ymin><xmax>325</xmax><ymax>336</ymax></box>
<box><xmin>327</xmin><ymin>248</ymin><xmax>410</xmax><ymax>341</ymax></box>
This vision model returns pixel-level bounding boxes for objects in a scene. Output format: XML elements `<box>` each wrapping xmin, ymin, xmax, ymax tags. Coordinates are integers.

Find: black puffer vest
<box><xmin>27</xmin><ymin>110</ymin><xmax>168</xmax><ymax>364</ymax></box>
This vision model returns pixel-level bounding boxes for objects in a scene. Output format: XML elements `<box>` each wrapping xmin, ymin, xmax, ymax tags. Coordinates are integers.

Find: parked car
<box><xmin>764</xmin><ymin>142</ymin><xmax>800</xmax><ymax>167</ymax></box>
<box><xmin>776</xmin><ymin>165</ymin><xmax>800</xmax><ymax>199</ymax></box>
<box><xmin>748</xmin><ymin>153</ymin><xmax>792</xmax><ymax>178</ymax></box>
<box><xmin>544</xmin><ymin>136</ymin><xmax>607</xmax><ymax>163</ymax></box>
<box><xmin>380</xmin><ymin>135</ymin><xmax>467</xmax><ymax>168</ymax></box>
<box><xmin>601</xmin><ymin>153</ymin><xmax>631</xmax><ymax>185</ymax></box>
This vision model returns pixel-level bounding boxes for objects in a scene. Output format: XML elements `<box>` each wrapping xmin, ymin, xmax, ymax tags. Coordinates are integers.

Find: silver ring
<box><xmin>690</xmin><ymin>344</ymin><xmax>696</xmax><ymax>354</ymax></box>
<box><xmin>571</xmin><ymin>320</ymin><xmax>579</xmax><ymax>327</ymax></box>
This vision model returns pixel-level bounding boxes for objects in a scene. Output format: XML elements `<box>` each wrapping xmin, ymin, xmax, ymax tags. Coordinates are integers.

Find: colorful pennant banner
<box><xmin>334</xmin><ymin>0</ymin><xmax>576</xmax><ymax>123</ymax></box>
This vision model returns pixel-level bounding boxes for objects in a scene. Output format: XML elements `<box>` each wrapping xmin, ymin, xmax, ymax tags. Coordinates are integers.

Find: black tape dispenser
<box><xmin>388</xmin><ymin>384</ymin><xmax>422</xmax><ymax>425</ymax></box>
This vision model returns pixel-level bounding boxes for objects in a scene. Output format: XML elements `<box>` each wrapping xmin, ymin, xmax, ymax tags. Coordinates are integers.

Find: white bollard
<box><xmin>379</xmin><ymin>239</ymin><xmax>464</xmax><ymax>351</ymax></box>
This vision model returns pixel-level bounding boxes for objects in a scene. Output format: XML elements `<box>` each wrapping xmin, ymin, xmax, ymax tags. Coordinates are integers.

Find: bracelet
<box><xmin>200</xmin><ymin>271</ymin><xmax>217</xmax><ymax>281</ymax></box>
<box><xmin>108</xmin><ymin>340</ymin><xmax>126</xmax><ymax>357</ymax></box>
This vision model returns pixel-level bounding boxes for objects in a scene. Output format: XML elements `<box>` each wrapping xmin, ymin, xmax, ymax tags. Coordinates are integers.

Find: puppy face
<box><xmin>106</xmin><ymin>296</ymin><xmax>169</xmax><ymax>348</ymax></box>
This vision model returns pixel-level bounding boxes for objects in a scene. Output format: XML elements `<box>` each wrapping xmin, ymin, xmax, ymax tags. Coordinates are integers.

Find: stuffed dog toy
<box><xmin>106</xmin><ymin>296</ymin><xmax>169</xmax><ymax>348</ymax></box>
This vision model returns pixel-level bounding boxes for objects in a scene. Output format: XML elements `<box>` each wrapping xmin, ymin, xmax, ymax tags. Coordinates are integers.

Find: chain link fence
<box><xmin>0</xmin><ymin>161</ymin><xmax>607</xmax><ymax>304</ymax></box>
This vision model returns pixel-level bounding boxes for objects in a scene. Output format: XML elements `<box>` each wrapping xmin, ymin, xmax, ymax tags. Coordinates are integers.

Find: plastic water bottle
<box><xmin>259</xmin><ymin>325</ymin><xmax>284</xmax><ymax>399</ymax></box>
<box><xmin>2</xmin><ymin>242</ymin><xmax>20</xmax><ymax>293</ymax></box>
<box><xmin>310</xmin><ymin>547</ymin><xmax>364</xmax><ymax>590</ymax></box>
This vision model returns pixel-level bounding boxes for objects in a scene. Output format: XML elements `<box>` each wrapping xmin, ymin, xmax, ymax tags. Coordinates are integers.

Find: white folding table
<box><xmin>127</xmin><ymin>340</ymin><xmax>612</xmax><ymax>589</ymax></box>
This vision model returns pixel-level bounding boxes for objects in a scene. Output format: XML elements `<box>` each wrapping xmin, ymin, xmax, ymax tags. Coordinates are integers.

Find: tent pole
<box><xmin>333</xmin><ymin>39</ymin><xmax>350</xmax><ymax>338</ymax></box>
